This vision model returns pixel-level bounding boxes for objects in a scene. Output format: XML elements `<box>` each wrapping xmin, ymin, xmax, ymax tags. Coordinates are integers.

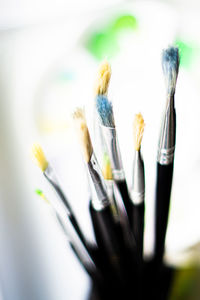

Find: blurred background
<box><xmin>1</xmin><ymin>0</ymin><xmax>200</xmax><ymax>299</ymax></box>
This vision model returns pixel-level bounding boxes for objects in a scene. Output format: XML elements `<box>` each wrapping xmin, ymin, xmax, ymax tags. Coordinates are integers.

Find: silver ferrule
<box><xmin>44</xmin><ymin>165</ymin><xmax>59</xmax><ymax>186</ymax></box>
<box><xmin>88</xmin><ymin>153</ymin><xmax>110</xmax><ymax>211</ymax></box>
<box><xmin>157</xmin><ymin>94</ymin><xmax>176</xmax><ymax>165</ymax></box>
<box><xmin>130</xmin><ymin>150</ymin><xmax>145</xmax><ymax>205</ymax></box>
<box><xmin>101</xmin><ymin>125</ymin><xmax>125</xmax><ymax>181</ymax></box>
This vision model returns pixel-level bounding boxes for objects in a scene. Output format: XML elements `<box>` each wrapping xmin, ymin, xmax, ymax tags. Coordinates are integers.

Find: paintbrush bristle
<box><xmin>102</xmin><ymin>153</ymin><xmax>113</xmax><ymax>180</ymax></box>
<box><xmin>162</xmin><ymin>46</ymin><xmax>180</xmax><ymax>95</ymax></box>
<box><xmin>94</xmin><ymin>60</ymin><xmax>111</xmax><ymax>96</ymax></box>
<box><xmin>73</xmin><ymin>108</ymin><xmax>93</xmax><ymax>163</ymax></box>
<box><xmin>133</xmin><ymin>113</ymin><xmax>145</xmax><ymax>151</ymax></box>
<box><xmin>32</xmin><ymin>143</ymin><xmax>48</xmax><ymax>172</ymax></box>
<box><xmin>96</xmin><ymin>95</ymin><xmax>115</xmax><ymax>127</ymax></box>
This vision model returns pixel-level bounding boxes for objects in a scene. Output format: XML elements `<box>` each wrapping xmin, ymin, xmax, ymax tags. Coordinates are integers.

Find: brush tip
<box><xmin>96</xmin><ymin>95</ymin><xmax>115</xmax><ymax>127</ymax></box>
<box><xmin>73</xmin><ymin>107</ymin><xmax>93</xmax><ymax>163</ymax></box>
<box><xmin>133</xmin><ymin>113</ymin><xmax>145</xmax><ymax>151</ymax></box>
<box><xmin>94</xmin><ymin>60</ymin><xmax>111</xmax><ymax>96</ymax></box>
<box><xmin>162</xmin><ymin>46</ymin><xmax>180</xmax><ymax>94</ymax></box>
<box><xmin>32</xmin><ymin>143</ymin><xmax>48</xmax><ymax>172</ymax></box>
<box><xmin>73</xmin><ymin>107</ymin><xmax>85</xmax><ymax>120</ymax></box>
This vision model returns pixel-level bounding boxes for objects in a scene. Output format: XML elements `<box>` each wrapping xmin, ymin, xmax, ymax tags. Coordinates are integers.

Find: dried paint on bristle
<box><xmin>96</xmin><ymin>95</ymin><xmax>115</xmax><ymax>127</ymax></box>
<box><xmin>133</xmin><ymin>113</ymin><xmax>145</xmax><ymax>151</ymax></box>
<box><xmin>94</xmin><ymin>60</ymin><xmax>111</xmax><ymax>95</ymax></box>
<box><xmin>32</xmin><ymin>143</ymin><xmax>48</xmax><ymax>172</ymax></box>
<box><xmin>102</xmin><ymin>153</ymin><xmax>113</xmax><ymax>180</ymax></box>
<box><xmin>73</xmin><ymin>108</ymin><xmax>93</xmax><ymax>163</ymax></box>
<box><xmin>162</xmin><ymin>46</ymin><xmax>180</xmax><ymax>95</ymax></box>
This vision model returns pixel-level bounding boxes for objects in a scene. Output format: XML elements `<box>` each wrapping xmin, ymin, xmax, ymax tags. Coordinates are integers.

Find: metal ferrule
<box><xmin>88</xmin><ymin>153</ymin><xmax>110</xmax><ymax>211</ymax></box>
<box><xmin>130</xmin><ymin>150</ymin><xmax>145</xmax><ymax>205</ymax></box>
<box><xmin>101</xmin><ymin>125</ymin><xmax>125</xmax><ymax>181</ymax></box>
<box><xmin>157</xmin><ymin>94</ymin><xmax>176</xmax><ymax>165</ymax></box>
<box><xmin>44</xmin><ymin>165</ymin><xmax>58</xmax><ymax>186</ymax></box>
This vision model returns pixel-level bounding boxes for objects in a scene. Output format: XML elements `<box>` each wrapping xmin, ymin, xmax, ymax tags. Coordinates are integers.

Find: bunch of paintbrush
<box><xmin>35</xmin><ymin>189</ymin><xmax>98</xmax><ymax>279</ymax></box>
<box><xmin>73</xmin><ymin>108</ymin><xmax>141</xmax><ymax>298</ymax></box>
<box><xmin>31</xmin><ymin>145</ymin><xmax>111</xmax><ymax>299</ymax></box>
<box><xmin>94</xmin><ymin>61</ymin><xmax>145</xmax><ymax>258</ymax></box>
<box><xmin>94</xmin><ymin>62</ymin><xmax>133</xmax><ymax>226</ymax></box>
<box><xmin>31</xmin><ymin>45</ymin><xmax>180</xmax><ymax>300</ymax></box>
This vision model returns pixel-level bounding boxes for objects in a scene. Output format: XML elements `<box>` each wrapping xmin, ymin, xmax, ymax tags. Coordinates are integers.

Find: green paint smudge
<box><xmin>35</xmin><ymin>189</ymin><xmax>43</xmax><ymax>196</ymax></box>
<box><xmin>175</xmin><ymin>39</ymin><xmax>200</xmax><ymax>69</ymax></box>
<box><xmin>84</xmin><ymin>14</ymin><xmax>138</xmax><ymax>60</ymax></box>
<box><xmin>111</xmin><ymin>14</ymin><xmax>138</xmax><ymax>33</ymax></box>
<box><xmin>85</xmin><ymin>31</ymin><xmax>119</xmax><ymax>61</ymax></box>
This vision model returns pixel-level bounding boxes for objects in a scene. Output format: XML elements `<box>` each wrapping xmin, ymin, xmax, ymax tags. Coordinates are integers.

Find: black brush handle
<box><xmin>68</xmin><ymin>214</ymin><xmax>99</xmax><ymax>269</ymax></box>
<box><xmin>55</xmin><ymin>212</ymin><xmax>100</xmax><ymax>280</ymax></box>
<box><xmin>155</xmin><ymin>162</ymin><xmax>174</xmax><ymax>264</ymax></box>
<box><xmin>89</xmin><ymin>202</ymin><xmax>141</xmax><ymax>299</ymax></box>
<box><xmin>45</xmin><ymin>174</ymin><xmax>89</xmax><ymax>251</ymax></box>
<box><xmin>89</xmin><ymin>203</ymin><xmax>128</xmax><ymax>280</ymax></box>
<box><xmin>89</xmin><ymin>203</ymin><xmax>122</xmax><ymax>265</ymax></box>
<box><xmin>52</xmin><ymin>184</ymin><xmax>84</xmax><ymax>243</ymax></box>
<box><xmin>68</xmin><ymin>214</ymin><xmax>88</xmax><ymax>248</ymax></box>
<box><xmin>115</xmin><ymin>180</ymin><xmax>132</xmax><ymax>224</ymax></box>
<box><xmin>69</xmin><ymin>243</ymin><xmax>109</xmax><ymax>300</ymax></box>
<box><xmin>89</xmin><ymin>202</ymin><xmax>130</xmax><ymax>296</ymax></box>
<box><xmin>69</xmin><ymin>242</ymin><xmax>93</xmax><ymax>276</ymax></box>
<box><xmin>132</xmin><ymin>202</ymin><xmax>145</xmax><ymax>260</ymax></box>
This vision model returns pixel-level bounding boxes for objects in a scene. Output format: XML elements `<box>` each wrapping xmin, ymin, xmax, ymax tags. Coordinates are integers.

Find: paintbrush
<box><xmin>154</xmin><ymin>46</ymin><xmax>180</xmax><ymax>265</ymax></box>
<box><xmin>130</xmin><ymin>113</ymin><xmax>145</xmax><ymax>260</ymax></box>
<box><xmin>35</xmin><ymin>189</ymin><xmax>98</xmax><ymax>278</ymax></box>
<box><xmin>102</xmin><ymin>152</ymin><xmax>142</xmax><ymax>298</ymax></box>
<box><xmin>102</xmin><ymin>152</ymin><xmax>139</xmax><ymax>256</ymax></box>
<box><xmin>31</xmin><ymin>144</ymin><xmax>89</xmax><ymax>252</ymax></box>
<box><xmin>95</xmin><ymin>61</ymin><xmax>132</xmax><ymax>225</ymax></box>
<box><xmin>73</xmin><ymin>107</ymin><xmax>129</xmax><ymax>287</ymax></box>
<box><xmin>93</xmin><ymin>60</ymin><xmax>111</xmax><ymax>164</ymax></box>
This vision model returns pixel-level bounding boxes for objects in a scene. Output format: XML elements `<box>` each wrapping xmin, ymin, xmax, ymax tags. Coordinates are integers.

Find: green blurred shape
<box><xmin>85</xmin><ymin>31</ymin><xmax>119</xmax><ymax>61</ymax></box>
<box><xmin>170</xmin><ymin>267</ymin><xmax>199</xmax><ymax>300</ymax></box>
<box><xmin>84</xmin><ymin>14</ymin><xmax>138</xmax><ymax>60</ymax></box>
<box><xmin>35</xmin><ymin>189</ymin><xmax>43</xmax><ymax>196</ymax></box>
<box><xmin>111</xmin><ymin>14</ymin><xmax>138</xmax><ymax>32</ymax></box>
<box><xmin>175</xmin><ymin>39</ymin><xmax>199</xmax><ymax>69</ymax></box>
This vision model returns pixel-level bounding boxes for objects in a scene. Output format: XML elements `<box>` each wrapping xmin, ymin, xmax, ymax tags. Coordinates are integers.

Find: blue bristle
<box><xmin>162</xmin><ymin>46</ymin><xmax>180</xmax><ymax>94</ymax></box>
<box><xmin>96</xmin><ymin>95</ymin><xmax>115</xmax><ymax>127</ymax></box>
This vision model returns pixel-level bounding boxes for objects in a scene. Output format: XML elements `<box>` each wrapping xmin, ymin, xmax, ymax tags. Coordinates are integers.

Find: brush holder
<box><xmin>88</xmin><ymin>259</ymin><xmax>200</xmax><ymax>300</ymax></box>
<box><xmin>87</xmin><ymin>259</ymin><xmax>173</xmax><ymax>300</ymax></box>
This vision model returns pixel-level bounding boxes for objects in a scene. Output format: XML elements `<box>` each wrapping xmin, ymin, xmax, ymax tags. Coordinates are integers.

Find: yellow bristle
<box><xmin>73</xmin><ymin>108</ymin><xmax>93</xmax><ymax>163</ymax></box>
<box><xmin>31</xmin><ymin>143</ymin><xmax>48</xmax><ymax>172</ymax></box>
<box><xmin>133</xmin><ymin>113</ymin><xmax>145</xmax><ymax>151</ymax></box>
<box><xmin>102</xmin><ymin>153</ymin><xmax>113</xmax><ymax>180</ymax></box>
<box><xmin>94</xmin><ymin>60</ymin><xmax>111</xmax><ymax>95</ymax></box>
